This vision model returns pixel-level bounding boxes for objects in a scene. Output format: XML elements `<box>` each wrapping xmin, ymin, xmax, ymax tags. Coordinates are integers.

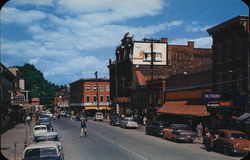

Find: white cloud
<box><xmin>29</xmin><ymin>58</ymin><xmax>40</xmax><ymax>64</ymax></box>
<box><xmin>57</xmin><ymin>0</ymin><xmax>164</xmax><ymax>15</ymax></box>
<box><xmin>1</xmin><ymin>7</ymin><xmax>47</xmax><ymax>24</ymax></box>
<box><xmin>169</xmin><ymin>37</ymin><xmax>212</xmax><ymax>48</ymax></box>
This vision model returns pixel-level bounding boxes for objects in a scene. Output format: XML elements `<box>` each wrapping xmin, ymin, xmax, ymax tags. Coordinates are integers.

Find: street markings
<box><xmin>95</xmin><ymin>133</ymin><xmax>150</xmax><ymax>160</ymax></box>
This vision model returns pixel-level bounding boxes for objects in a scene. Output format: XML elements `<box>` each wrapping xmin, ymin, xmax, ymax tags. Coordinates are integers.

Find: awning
<box><xmin>236</xmin><ymin>112</ymin><xmax>250</xmax><ymax>121</ymax></box>
<box><xmin>157</xmin><ymin>101</ymin><xmax>210</xmax><ymax>117</ymax></box>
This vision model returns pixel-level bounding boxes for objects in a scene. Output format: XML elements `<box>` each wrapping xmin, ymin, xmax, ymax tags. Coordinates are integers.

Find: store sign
<box><xmin>207</xmin><ymin>101</ymin><xmax>220</xmax><ymax>107</ymax></box>
<box><xmin>219</xmin><ymin>100</ymin><xmax>233</xmax><ymax>107</ymax></box>
<box><xmin>132</xmin><ymin>42</ymin><xmax>167</xmax><ymax>65</ymax></box>
<box><xmin>203</xmin><ymin>93</ymin><xmax>222</xmax><ymax>100</ymax></box>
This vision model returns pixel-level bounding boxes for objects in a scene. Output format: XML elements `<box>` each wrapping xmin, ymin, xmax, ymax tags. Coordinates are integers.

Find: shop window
<box><xmin>100</xmin><ymin>96</ymin><xmax>104</xmax><ymax>102</ymax></box>
<box><xmin>107</xmin><ymin>96</ymin><xmax>110</xmax><ymax>102</ymax></box>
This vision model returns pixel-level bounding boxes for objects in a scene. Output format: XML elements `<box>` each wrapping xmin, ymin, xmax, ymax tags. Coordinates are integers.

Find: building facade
<box><xmin>207</xmin><ymin>16</ymin><xmax>249</xmax><ymax>129</ymax></box>
<box><xmin>109</xmin><ymin>33</ymin><xmax>212</xmax><ymax>117</ymax></box>
<box><xmin>69</xmin><ymin>78</ymin><xmax>110</xmax><ymax>116</ymax></box>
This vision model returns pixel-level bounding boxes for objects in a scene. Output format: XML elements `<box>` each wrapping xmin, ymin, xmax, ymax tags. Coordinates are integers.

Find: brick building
<box><xmin>69</xmin><ymin>78</ymin><xmax>110</xmax><ymax>116</ymax></box>
<box><xmin>207</xmin><ymin>16</ymin><xmax>249</xmax><ymax>130</ymax></box>
<box><xmin>109</xmin><ymin>33</ymin><xmax>212</xmax><ymax>116</ymax></box>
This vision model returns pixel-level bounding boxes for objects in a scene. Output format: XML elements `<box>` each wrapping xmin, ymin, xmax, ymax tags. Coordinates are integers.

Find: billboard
<box><xmin>132</xmin><ymin>42</ymin><xmax>167</xmax><ymax>65</ymax></box>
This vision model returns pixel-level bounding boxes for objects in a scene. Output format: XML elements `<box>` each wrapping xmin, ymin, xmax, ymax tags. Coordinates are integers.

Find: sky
<box><xmin>1</xmin><ymin>0</ymin><xmax>248</xmax><ymax>85</ymax></box>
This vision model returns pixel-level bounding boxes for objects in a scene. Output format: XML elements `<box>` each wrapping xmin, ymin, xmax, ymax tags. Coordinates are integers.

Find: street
<box><xmin>53</xmin><ymin>118</ymin><xmax>242</xmax><ymax>160</ymax></box>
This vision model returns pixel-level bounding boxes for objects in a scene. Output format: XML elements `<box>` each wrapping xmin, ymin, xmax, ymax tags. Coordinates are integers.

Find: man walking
<box><xmin>80</xmin><ymin>118</ymin><xmax>87</xmax><ymax>138</ymax></box>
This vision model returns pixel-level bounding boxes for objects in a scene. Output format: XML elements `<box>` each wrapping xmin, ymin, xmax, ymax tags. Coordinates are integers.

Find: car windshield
<box><xmin>230</xmin><ymin>133</ymin><xmax>246</xmax><ymax>139</ymax></box>
<box><xmin>24</xmin><ymin>147</ymin><xmax>57</xmax><ymax>158</ymax></box>
<box><xmin>35</xmin><ymin>135</ymin><xmax>59</xmax><ymax>142</ymax></box>
<box><xmin>35</xmin><ymin>127</ymin><xmax>46</xmax><ymax>130</ymax></box>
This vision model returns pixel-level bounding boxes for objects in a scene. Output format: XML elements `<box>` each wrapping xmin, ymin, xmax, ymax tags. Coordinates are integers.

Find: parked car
<box><xmin>36</xmin><ymin>120</ymin><xmax>53</xmax><ymax>131</ymax></box>
<box><xmin>120</xmin><ymin>117</ymin><xmax>138</xmax><ymax>129</ymax></box>
<box><xmin>146</xmin><ymin>121</ymin><xmax>169</xmax><ymax>137</ymax></box>
<box><xmin>162</xmin><ymin>124</ymin><xmax>197</xmax><ymax>143</ymax></box>
<box><xmin>44</xmin><ymin>111</ymin><xmax>53</xmax><ymax>118</ymax></box>
<box><xmin>33</xmin><ymin>125</ymin><xmax>48</xmax><ymax>135</ymax></box>
<box><xmin>22</xmin><ymin>141</ymin><xmax>63</xmax><ymax>160</ymax></box>
<box><xmin>34</xmin><ymin>132</ymin><xmax>62</xmax><ymax>147</ymax></box>
<box><xmin>110</xmin><ymin>117</ymin><xmax>121</xmax><ymax>126</ymax></box>
<box><xmin>94</xmin><ymin>112</ymin><xmax>104</xmax><ymax>121</ymax></box>
<box><xmin>39</xmin><ymin>115</ymin><xmax>51</xmax><ymax>121</ymax></box>
<box><xmin>203</xmin><ymin>129</ymin><xmax>250</xmax><ymax>155</ymax></box>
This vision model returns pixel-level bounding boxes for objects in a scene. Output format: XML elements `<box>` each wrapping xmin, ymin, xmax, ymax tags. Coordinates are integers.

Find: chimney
<box><xmin>188</xmin><ymin>41</ymin><xmax>194</xmax><ymax>48</ymax></box>
<box><xmin>161</xmin><ymin>38</ymin><xmax>168</xmax><ymax>43</ymax></box>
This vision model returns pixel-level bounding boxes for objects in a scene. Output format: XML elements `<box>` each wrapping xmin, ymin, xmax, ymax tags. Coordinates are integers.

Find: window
<box><xmin>93</xmin><ymin>85</ymin><xmax>97</xmax><ymax>92</ymax></box>
<box><xmin>226</xmin><ymin>72</ymin><xmax>233</xmax><ymax>90</ymax></box>
<box><xmin>106</xmin><ymin>85</ymin><xmax>110</xmax><ymax>92</ymax></box>
<box><xmin>100</xmin><ymin>96</ymin><xmax>104</xmax><ymax>102</ymax></box>
<box><xmin>107</xmin><ymin>96</ymin><xmax>110</xmax><ymax>102</ymax></box>
<box><xmin>86</xmin><ymin>96</ymin><xmax>90</xmax><ymax>102</ymax></box>
<box><xmin>93</xmin><ymin>96</ymin><xmax>97</xmax><ymax>102</ymax></box>
<box><xmin>100</xmin><ymin>85</ymin><xmax>104</xmax><ymax>92</ymax></box>
<box><xmin>86</xmin><ymin>85</ymin><xmax>90</xmax><ymax>92</ymax></box>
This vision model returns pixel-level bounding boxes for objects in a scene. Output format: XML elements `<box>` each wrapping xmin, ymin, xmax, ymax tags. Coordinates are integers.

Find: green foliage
<box><xmin>18</xmin><ymin>63</ymin><xmax>66</xmax><ymax>106</ymax></box>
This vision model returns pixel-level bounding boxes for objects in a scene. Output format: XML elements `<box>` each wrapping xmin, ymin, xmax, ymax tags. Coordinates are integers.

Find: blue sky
<box><xmin>1</xmin><ymin>0</ymin><xmax>248</xmax><ymax>85</ymax></box>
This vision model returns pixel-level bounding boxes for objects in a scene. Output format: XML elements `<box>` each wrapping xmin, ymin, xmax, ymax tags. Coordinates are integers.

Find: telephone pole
<box><xmin>94</xmin><ymin>71</ymin><xmax>99</xmax><ymax>110</ymax></box>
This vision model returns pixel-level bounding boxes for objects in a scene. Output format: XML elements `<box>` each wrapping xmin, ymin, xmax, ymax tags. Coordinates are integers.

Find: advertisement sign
<box><xmin>132</xmin><ymin>42</ymin><xmax>167</xmax><ymax>65</ymax></box>
<box><xmin>203</xmin><ymin>92</ymin><xmax>223</xmax><ymax>100</ymax></box>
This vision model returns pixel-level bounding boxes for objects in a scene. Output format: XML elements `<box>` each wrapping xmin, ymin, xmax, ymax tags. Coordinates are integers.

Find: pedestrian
<box><xmin>80</xmin><ymin>118</ymin><xmax>87</xmax><ymax>138</ymax></box>
<box><xmin>196</xmin><ymin>122</ymin><xmax>203</xmax><ymax>140</ymax></box>
<box><xmin>143</xmin><ymin>116</ymin><xmax>147</xmax><ymax>126</ymax></box>
<box><xmin>26</xmin><ymin>115</ymin><xmax>31</xmax><ymax>126</ymax></box>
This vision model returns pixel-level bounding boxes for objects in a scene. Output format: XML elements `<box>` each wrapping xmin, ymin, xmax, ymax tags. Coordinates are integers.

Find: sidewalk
<box><xmin>1</xmin><ymin>121</ymin><xmax>35</xmax><ymax>160</ymax></box>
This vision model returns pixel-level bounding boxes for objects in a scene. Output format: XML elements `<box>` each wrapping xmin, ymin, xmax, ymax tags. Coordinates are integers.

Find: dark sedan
<box><xmin>110</xmin><ymin>117</ymin><xmax>121</xmax><ymax>126</ymax></box>
<box><xmin>145</xmin><ymin>121</ymin><xmax>169</xmax><ymax>137</ymax></box>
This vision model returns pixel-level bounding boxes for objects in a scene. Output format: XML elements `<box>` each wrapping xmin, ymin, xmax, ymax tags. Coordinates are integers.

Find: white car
<box><xmin>33</xmin><ymin>125</ymin><xmax>48</xmax><ymax>135</ymax></box>
<box><xmin>22</xmin><ymin>141</ymin><xmax>63</xmax><ymax>160</ymax></box>
<box><xmin>120</xmin><ymin>117</ymin><xmax>138</xmax><ymax>128</ymax></box>
<box><xmin>94</xmin><ymin>112</ymin><xmax>104</xmax><ymax>121</ymax></box>
<box><xmin>34</xmin><ymin>132</ymin><xmax>62</xmax><ymax>147</ymax></box>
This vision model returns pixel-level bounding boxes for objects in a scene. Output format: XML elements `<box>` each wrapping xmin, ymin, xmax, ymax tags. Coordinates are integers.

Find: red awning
<box><xmin>157</xmin><ymin>101</ymin><xmax>210</xmax><ymax>117</ymax></box>
<box><xmin>135</xmin><ymin>71</ymin><xmax>148</xmax><ymax>85</ymax></box>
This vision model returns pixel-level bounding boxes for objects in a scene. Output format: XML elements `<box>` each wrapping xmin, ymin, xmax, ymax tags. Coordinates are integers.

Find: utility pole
<box><xmin>143</xmin><ymin>38</ymin><xmax>159</xmax><ymax>80</ymax></box>
<box><xmin>95</xmin><ymin>71</ymin><xmax>99</xmax><ymax>110</ymax></box>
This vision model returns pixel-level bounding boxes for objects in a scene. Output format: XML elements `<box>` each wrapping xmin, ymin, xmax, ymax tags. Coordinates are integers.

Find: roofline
<box><xmin>70</xmin><ymin>78</ymin><xmax>110</xmax><ymax>85</ymax></box>
<box><xmin>207</xmin><ymin>15</ymin><xmax>249</xmax><ymax>34</ymax></box>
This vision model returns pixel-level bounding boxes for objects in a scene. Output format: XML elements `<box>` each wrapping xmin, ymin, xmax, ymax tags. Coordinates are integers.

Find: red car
<box><xmin>203</xmin><ymin>129</ymin><xmax>250</xmax><ymax>155</ymax></box>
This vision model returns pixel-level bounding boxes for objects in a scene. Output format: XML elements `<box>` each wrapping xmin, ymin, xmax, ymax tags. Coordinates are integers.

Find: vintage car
<box><xmin>94</xmin><ymin>112</ymin><xmax>104</xmax><ymax>121</ymax></box>
<box><xmin>120</xmin><ymin>117</ymin><xmax>138</xmax><ymax>129</ymax></box>
<box><xmin>22</xmin><ymin>141</ymin><xmax>63</xmax><ymax>160</ymax></box>
<box><xmin>145</xmin><ymin>121</ymin><xmax>169</xmax><ymax>137</ymax></box>
<box><xmin>34</xmin><ymin>132</ymin><xmax>62</xmax><ymax>147</ymax></box>
<box><xmin>203</xmin><ymin>129</ymin><xmax>250</xmax><ymax>155</ymax></box>
<box><xmin>33</xmin><ymin>125</ymin><xmax>48</xmax><ymax>135</ymax></box>
<box><xmin>162</xmin><ymin>124</ymin><xmax>197</xmax><ymax>143</ymax></box>
<box><xmin>36</xmin><ymin>120</ymin><xmax>53</xmax><ymax>131</ymax></box>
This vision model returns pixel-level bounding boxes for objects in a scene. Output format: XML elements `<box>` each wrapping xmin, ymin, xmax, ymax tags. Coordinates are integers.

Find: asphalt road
<box><xmin>53</xmin><ymin>117</ymin><xmax>243</xmax><ymax>160</ymax></box>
